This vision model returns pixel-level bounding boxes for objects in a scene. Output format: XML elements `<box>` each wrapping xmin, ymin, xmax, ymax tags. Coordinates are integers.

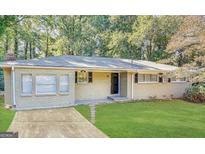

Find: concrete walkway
<box><xmin>8</xmin><ymin>107</ymin><xmax>107</xmax><ymax>138</ymax></box>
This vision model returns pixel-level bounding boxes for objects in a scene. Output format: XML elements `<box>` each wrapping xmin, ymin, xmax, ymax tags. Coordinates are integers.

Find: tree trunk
<box><xmin>45</xmin><ymin>33</ymin><xmax>49</xmax><ymax>57</ymax></box>
<box><xmin>29</xmin><ymin>42</ymin><xmax>32</xmax><ymax>59</ymax></box>
<box><xmin>5</xmin><ymin>34</ymin><xmax>9</xmax><ymax>54</ymax></box>
<box><xmin>32</xmin><ymin>41</ymin><xmax>35</xmax><ymax>58</ymax></box>
<box><xmin>72</xmin><ymin>16</ymin><xmax>75</xmax><ymax>55</ymax></box>
<box><xmin>14</xmin><ymin>29</ymin><xmax>18</xmax><ymax>57</ymax></box>
<box><xmin>146</xmin><ymin>39</ymin><xmax>152</xmax><ymax>60</ymax></box>
<box><xmin>78</xmin><ymin>15</ymin><xmax>82</xmax><ymax>55</ymax></box>
<box><xmin>24</xmin><ymin>42</ymin><xmax>28</xmax><ymax>60</ymax></box>
<box><xmin>149</xmin><ymin>40</ymin><xmax>152</xmax><ymax>60</ymax></box>
<box><xmin>177</xmin><ymin>50</ymin><xmax>183</xmax><ymax>67</ymax></box>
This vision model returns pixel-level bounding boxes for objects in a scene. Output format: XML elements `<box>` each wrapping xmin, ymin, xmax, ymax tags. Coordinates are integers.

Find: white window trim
<box><xmin>59</xmin><ymin>74</ymin><xmax>70</xmax><ymax>94</ymax></box>
<box><xmin>77</xmin><ymin>71</ymin><xmax>88</xmax><ymax>84</ymax></box>
<box><xmin>21</xmin><ymin>73</ymin><xmax>33</xmax><ymax>97</ymax></box>
<box><xmin>35</xmin><ymin>75</ymin><xmax>57</xmax><ymax>96</ymax></box>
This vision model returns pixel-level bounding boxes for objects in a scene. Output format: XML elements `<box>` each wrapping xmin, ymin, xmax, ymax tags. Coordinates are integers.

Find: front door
<box><xmin>111</xmin><ymin>73</ymin><xmax>119</xmax><ymax>94</ymax></box>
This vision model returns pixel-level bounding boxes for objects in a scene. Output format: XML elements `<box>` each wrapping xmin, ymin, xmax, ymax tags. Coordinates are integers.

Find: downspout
<box><xmin>11</xmin><ymin>66</ymin><xmax>16</xmax><ymax>107</ymax></box>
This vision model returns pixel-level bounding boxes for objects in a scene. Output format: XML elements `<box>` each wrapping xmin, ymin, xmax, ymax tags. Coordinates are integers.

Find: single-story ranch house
<box><xmin>0</xmin><ymin>55</ymin><xmax>190</xmax><ymax>110</ymax></box>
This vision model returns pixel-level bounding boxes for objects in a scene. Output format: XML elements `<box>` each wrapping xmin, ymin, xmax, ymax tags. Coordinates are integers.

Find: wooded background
<box><xmin>0</xmin><ymin>15</ymin><xmax>205</xmax><ymax>81</ymax></box>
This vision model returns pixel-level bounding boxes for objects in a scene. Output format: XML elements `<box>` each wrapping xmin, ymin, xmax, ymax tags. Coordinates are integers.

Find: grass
<box><xmin>0</xmin><ymin>96</ymin><xmax>15</xmax><ymax>132</ymax></box>
<box><xmin>75</xmin><ymin>100</ymin><xmax>205</xmax><ymax>138</ymax></box>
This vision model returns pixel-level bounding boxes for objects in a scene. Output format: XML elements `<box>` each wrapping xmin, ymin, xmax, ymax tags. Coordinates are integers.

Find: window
<box><xmin>75</xmin><ymin>71</ymin><xmax>92</xmax><ymax>84</ymax></box>
<box><xmin>36</xmin><ymin>75</ymin><xmax>57</xmax><ymax>95</ymax></box>
<box><xmin>171</xmin><ymin>76</ymin><xmax>186</xmax><ymax>82</ymax></box>
<box><xmin>88</xmin><ymin>72</ymin><xmax>93</xmax><ymax>83</ymax></box>
<box><xmin>59</xmin><ymin>75</ymin><xmax>69</xmax><ymax>93</ymax></box>
<box><xmin>171</xmin><ymin>76</ymin><xmax>176</xmax><ymax>82</ymax></box>
<box><xmin>150</xmin><ymin>74</ymin><xmax>158</xmax><ymax>82</ymax></box>
<box><xmin>179</xmin><ymin>77</ymin><xmax>186</xmax><ymax>81</ymax></box>
<box><xmin>138</xmin><ymin>74</ymin><xmax>158</xmax><ymax>83</ymax></box>
<box><xmin>22</xmin><ymin>74</ymin><xmax>32</xmax><ymax>95</ymax></box>
<box><xmin>77</xmin><ymin>71</ymin><xmax>88</xmax><ymax>84</ymax></box>
<box><xmin>145</xmin><ymin>74</ymin><xmax>151</xmax><ymax>82</ymax></box>
<box><xmin>138</xmin><ymin>74</ymin><xmax>145</xmax><ymax>82</ymax></box>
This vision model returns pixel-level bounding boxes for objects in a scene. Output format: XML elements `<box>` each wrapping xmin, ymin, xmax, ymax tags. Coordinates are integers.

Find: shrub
<box><xmin>184</xmin><ymin>83</ymin><xmax>205</xmax><ymax>103</ymax></box>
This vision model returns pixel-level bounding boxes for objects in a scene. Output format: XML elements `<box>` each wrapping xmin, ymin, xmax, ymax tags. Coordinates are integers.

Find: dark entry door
<box><xmin>111</xmin><ymin>73</ymin><xmax>119</xmax><ymax>94</ymax></box>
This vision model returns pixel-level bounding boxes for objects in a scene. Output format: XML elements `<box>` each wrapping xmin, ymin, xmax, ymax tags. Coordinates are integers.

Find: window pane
<box><xmin>182</xmin><ymin>77</ymin><xmax>186</xmax><ymax>81</ymax></box>
<box><xmin>145</xmin><ymin>74</ymin><xmax>151</xmax><ymax>82</ymax></box>
<box><xmin>22</xmin><ymin>75</ymin><xmax>32</xmax><ymax>94</ymax></box>
<box><xmin>36</xmin><ymin>75</ymin><xmax>56</xmax><ymax>94</ymax></box>
<box><xmin>36</xmin><ymin>84</ymin><xmax>56</xmax><ymax>94</ymax></box>
<box><xmin>171</xmin><ymin>76</ymin><xmax>176</xmax><ymax>81</ymax></box>
<box><xmin>138</xmin><ymin>74</ymin><xmax>144</xmax><ymax>82</ymax></box>
<box><xmin>60</xmin><ymin>75</ymin><xmax>68</xmax><ymax>85</ymax></box>
<box><xmin>59</xmin><ymin>75</ymin><xmax>69</xmax><ymax>92</ymax></box>
<box><xmin>36</xmin><ymin>76</ymin><xmax>56</xmax><ymax>84</ymax></box>
<box><xmin>60</xmin><ymin>85</ymin><xmax>68</xmax><ymax>92</ymax></box>
<box><xmin>176</xmin><ymin>77</ymin><xmax>186</xmax><ymax>81</ymax></box>
<box><xmin>150</xmin><ymin>75</ymin><xmax>157</xmax><ymax>82</ymax></box>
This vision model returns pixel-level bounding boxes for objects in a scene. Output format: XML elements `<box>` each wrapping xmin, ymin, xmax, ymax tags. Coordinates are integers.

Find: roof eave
<box><xmin>0</xmin><ymin>64</ymin><xmax>176</xmax><ymax>72</ymax></box>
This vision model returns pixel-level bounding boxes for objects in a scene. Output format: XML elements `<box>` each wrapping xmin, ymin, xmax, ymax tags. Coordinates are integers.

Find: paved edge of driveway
<box><xmin>73</xmin><ymin>108</ymin><xmax>108</xmax><ymax>138</ymax></box>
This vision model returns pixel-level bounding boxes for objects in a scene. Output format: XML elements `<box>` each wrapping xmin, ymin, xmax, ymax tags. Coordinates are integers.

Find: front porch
<box><xmin>75</xmin><ymin>96</ymin><xmax>129</xmax><ymax>105</ymax></box>
<box><xmin>75</xmin><ymin>71</ymin><xmax>130</xmax><ymax>103</ymax></box>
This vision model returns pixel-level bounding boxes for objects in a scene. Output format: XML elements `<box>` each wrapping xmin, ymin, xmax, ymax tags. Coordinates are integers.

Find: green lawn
<box><xmin>0</xmin><ymin>96</ymin><xmax>15</xmax><ymax>132</ymax></box>
<box><xmin>75</xmin><ymin>100</ymin><xmax>205</xmax><ymax>138</ymax></box>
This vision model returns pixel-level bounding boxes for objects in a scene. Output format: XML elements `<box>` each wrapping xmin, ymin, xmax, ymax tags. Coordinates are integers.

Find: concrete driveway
<box><xmin>8</xmin><ymin>107</ymin><xmax>107</xmax><ymax>138</ymax></box>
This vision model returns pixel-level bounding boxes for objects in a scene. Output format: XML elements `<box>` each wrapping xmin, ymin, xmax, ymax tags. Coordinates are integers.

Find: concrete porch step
<box><xmin>75</xmin><ymin>99</ymin><xmax>112</xmax><ymax>105</ymax></box>
<box><xmin>107</xmin><ymin>96</ymin><xmax>129</xmax><ymax>101</ymax></box>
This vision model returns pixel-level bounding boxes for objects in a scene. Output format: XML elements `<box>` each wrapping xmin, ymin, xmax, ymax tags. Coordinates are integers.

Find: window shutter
<box><xmin>159</xmin><ymin>73</ymin><xmax>163</xmax><ymax>83</ymax></box>
<box><xmin>88</xmin><ymin>72</ymin><xmax>93</xmax><ymax>83</ymax></box>
<box><xmin>75</xmin><ymin>72</ymin><xmax>77</xmax><ymax>83</ymax></box>
<box><xmin>135</xmin><ymin>73</ymin><xmax>138</xmax><ymax>83</ymax></box>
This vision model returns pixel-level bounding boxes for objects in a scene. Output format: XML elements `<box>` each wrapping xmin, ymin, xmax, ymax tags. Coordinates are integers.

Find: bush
<box><xmin>184</xmin><ymin>83</ymin><xmax>205</xmax><ymax>103</ymax></box>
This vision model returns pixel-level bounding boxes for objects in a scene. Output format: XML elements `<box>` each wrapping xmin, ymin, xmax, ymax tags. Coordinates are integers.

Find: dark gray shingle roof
<box><xmin>0</xmin><ymin>55</ymin><xmax>177</xmax><ymax>71</ymax></box>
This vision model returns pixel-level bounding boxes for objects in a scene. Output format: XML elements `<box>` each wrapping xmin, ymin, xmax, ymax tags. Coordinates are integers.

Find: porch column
<box><xmin>131</xmin><ymin>73</ymin><xmax>134</xmax><ymax>99</ymax></box>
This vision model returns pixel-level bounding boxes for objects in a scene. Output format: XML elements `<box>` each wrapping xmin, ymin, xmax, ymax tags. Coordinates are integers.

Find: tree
<box><xmin>0</xmin><ymin>15</ymin><xmax>189</xmax><ymax>63</ymax></box>
<box><xmin>129</xmin><ymin>16</ymin><xmax>183</xmax><ymax>61</ymax></box>
<box><xmin>165</xmin><ymin>16</ymin><xmax>205</xmax><ymax>68</ymax></box>
<box><xmin>0</xmin><ymin>16</ymin><xmax>16</xmax><ymax>37</ymax></box>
